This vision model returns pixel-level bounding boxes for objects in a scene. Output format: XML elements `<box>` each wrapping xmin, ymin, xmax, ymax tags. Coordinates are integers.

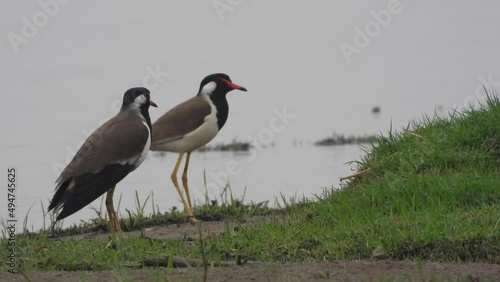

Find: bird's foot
<box><xmin>176</xmin><ymin>215</ymin><xmax>200</xmax><ymax>227</ymax></box>
<box><xmin>188</xmin><ymin>215</ymin><xmax>200</xmax><ymax>225</ymax></box>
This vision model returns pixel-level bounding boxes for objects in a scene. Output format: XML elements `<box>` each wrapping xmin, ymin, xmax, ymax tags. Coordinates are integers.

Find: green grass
<box><xmin>1</xmin><ymin>94</ymin><xmax>499</xmax><ymax>273</ymax></box>
<box><xmin>201</xmin><ymin>94</ymin><xmax>499</xmax><ymax>264</ymax></box>
<box><xmin>36</xmin><ymin>185</ymin><xmax>273</xmax><ymax>236</ymax></box>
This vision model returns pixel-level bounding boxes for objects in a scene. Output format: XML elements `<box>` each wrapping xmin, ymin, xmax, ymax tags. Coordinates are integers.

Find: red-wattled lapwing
<box><xmin>48</xmin><ymin>87</ymin><xmax>157</xmax><ymax>237</ymax></box>
<box><xmin>151</xmin><ymin>73</ymin><xmax>247</xmax><ymax>222</ymax></box>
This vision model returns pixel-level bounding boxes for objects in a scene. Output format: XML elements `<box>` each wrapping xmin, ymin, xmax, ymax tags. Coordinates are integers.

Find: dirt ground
<box><xmin>2</xmin><ymin>220</ymin><xmax>499</xmax><ymax>281</ymax></box>
<box><xmin>2</xmin><ymin>261</ymin><xmax>499</xmax><ymax>282</ymax></box>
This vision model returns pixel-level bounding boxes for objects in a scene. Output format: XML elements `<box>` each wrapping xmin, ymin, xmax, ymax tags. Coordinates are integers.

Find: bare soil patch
<box><xmin>1</xmin><ymin>260</ymin><xmax>499</xmax><ymax>281</ymax></box>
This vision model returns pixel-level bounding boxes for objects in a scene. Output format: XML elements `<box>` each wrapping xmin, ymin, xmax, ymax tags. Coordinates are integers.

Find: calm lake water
<box><xmin>1</xmin><ymin>1</ymin><xmax>500</xmax><ymax>230</ymax></box>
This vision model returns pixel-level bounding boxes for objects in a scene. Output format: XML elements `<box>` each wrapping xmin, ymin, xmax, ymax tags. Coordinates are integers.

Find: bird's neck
<box><xmin>209</xmin><ymin>94</ymin><xmax>229</xmax><ymax>130</ymax></box>
<box><xmin>139</xmin><ymin>105</ymin><xmax>153</xmax><ymax>137</ymax></box>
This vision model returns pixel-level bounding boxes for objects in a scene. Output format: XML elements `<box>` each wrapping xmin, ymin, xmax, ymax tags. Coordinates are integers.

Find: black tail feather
<box><xmin>50</xmin><ymin>164</ymin><xmax>134</xmax><ymax>221</ymax></box>
<box><xmin>48</xmin><ymin>178</ymin><xmax>71</xmax><ymax>212</ymax></box>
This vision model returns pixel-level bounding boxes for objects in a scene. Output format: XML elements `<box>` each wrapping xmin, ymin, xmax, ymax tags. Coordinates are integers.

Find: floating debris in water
<box><xmin>315</xmin><ymin>133</ymin><xmax>377</xmax><ymax>146</ymax></box>
<box><xmin>198</xmin><ymin>140</ymin><xmax>252</xmax><ymax>152</ymax></box>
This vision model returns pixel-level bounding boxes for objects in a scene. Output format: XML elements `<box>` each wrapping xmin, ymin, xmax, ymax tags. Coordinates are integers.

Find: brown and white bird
<box><xmin>48</xmin><ymin>87</ymin><xmax>157</xmax><ymax>237</ymax></box>
<box><xmin>151</xmin><ymin>73</ymin><xmax>247</xmax><ymax>222</ymax></box>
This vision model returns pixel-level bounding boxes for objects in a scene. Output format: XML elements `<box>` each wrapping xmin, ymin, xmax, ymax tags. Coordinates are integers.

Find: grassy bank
<box><xmin>1</xmin><ymin>95</ymin><xmax>499</xmax><ymax>272</ymax></box>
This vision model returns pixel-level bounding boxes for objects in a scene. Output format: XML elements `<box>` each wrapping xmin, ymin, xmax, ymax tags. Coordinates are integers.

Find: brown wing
<box><xmin>151</xmin><ymin>96</ymin><xmax>212</xmax><ymax>145</ymax></box>
<box><xmin>56</xmin><ymin>111</ymin><xmax>149</xmax><ymax>184</ymax></box>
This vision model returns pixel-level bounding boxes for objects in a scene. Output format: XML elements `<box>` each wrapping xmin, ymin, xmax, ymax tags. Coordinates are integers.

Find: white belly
<box><xmin>154</xmin><ymin>100</ymin><xmax>219</xmax><ymax>153</ymax></box>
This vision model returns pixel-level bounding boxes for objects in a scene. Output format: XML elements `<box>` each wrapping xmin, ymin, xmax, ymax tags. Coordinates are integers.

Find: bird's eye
<box><xmin>217</xmin><ymin>77</ymin><xmax>229</xmax><ymax>86</ymax></box>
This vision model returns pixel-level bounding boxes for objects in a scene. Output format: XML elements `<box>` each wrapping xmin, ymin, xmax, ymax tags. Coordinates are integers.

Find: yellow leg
<box><xmin>106</xmin><ymin>185</ymin><xmax>122</xmax><ymax>238</ymax></box>
<box><xmin>182</xmin><ymin>152</ymin><xmax>198</xmax><ymax>222</ymax></box>
<box><xmin>171</xmin><ymin>153</ymin><xmax>192</xmax><ymax>216</ymax></box>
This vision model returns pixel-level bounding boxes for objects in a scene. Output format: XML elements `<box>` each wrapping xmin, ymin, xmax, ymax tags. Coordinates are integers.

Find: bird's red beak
<box><xmin>149</xmin><ymin>99</ymin><xmax>158</xmax><ymax>108</ymax></box>
<box><xmin>220</xmin><ymin>78</ymin><xmax>247</xmax><ymax>92</ymax></box>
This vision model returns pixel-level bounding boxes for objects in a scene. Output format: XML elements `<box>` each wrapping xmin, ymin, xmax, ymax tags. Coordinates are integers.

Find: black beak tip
<box><xmin>239</xmin><ymin>87</ymin><xmax>248</xmax><ymax>92</ymax></box>
<box><xmin>150</xmin><ymin>101</ymin><xmax>158</xmax><ymax>108</ymax></box>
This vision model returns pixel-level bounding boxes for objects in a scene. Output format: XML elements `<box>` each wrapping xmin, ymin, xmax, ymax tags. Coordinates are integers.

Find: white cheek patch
<box><xmin>129</xmin><ymin>95</ymin><xmax>148</xmax><ymax>111</ymax></box>
<box><xmin>200</xmin><ymin>81</ymin><xmax>217</xmax><ymax>96</ymax></box>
